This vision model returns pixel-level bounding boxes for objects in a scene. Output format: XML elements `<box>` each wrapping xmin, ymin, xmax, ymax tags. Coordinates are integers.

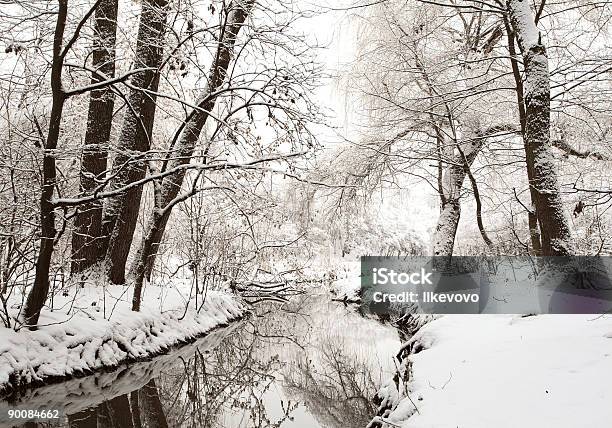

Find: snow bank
<box><xmin>0</xmin><ymin>285</ymin><xmax>245</xmax><ymax>394</ymax></box>
<box><xmin>0</xmin><ymin>323</ymin><xmax>241</xmax><ymax>425</ymax></box>
<box><xmin>378</xmin><ymin>314</ymin><xmax>612</xmax><ymax>427</ymax></box>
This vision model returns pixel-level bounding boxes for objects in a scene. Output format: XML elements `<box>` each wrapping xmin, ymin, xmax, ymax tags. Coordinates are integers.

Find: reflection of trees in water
<box><xmin>22</xmin><ymin>298</ymin><xmax>382</xmax><ymax>428</ymax></box>
<box><xmin>157</xmin><ymin>326</ymin><xmax>298</xmax><ymax>428</ymax></box>
<box><xmin>283</xmin><ymin>334</ymin><xmax>378</xmax><ymax>428</ymax></box>
<box><xmin>66</xmin><ymin>380</ymin><xmax>168</xmax><ymax>428</ymax></box>
<box><xmin>59</xmin><ymin>321</ymin><xmax>299</xmax><ymax>428</ymax></box>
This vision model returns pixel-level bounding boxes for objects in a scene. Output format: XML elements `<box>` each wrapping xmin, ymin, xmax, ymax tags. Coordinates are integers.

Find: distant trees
<box><xmin>338</xmin><ymin>0</ymin><xmax>612</xmax><ymax>258</ymax></box>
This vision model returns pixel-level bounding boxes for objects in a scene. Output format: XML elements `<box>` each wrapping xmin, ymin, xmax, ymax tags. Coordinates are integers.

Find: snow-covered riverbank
<box><xmin>0</xmin><ymin>285</ymin><xmax>245</xmax><ymax>394</ymax></box>
<box><xmin>374</xmin><ymin>314</ymin><xmax>612</xmax><ymax>427</ymax></box>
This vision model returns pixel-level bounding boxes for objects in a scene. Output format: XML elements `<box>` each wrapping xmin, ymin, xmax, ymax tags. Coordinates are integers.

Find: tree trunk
<box><xmin>433</xmin><ymin>198</ymin><xmax>462</xmax><ymax>257</ymax></box>
<box><xmin>23</xmin><ymin>0</ymin><xmax>68</xmax><ymax>327</ymax></box>
<box><xmin>71</xmin><ymin>0</ymin><xmax>118</xmax><ymax>274</ymax></box>
<box><xmin>503</xmin><ymin>15</ymin><xmax>542</xmax><ymax>256</ymax></box>
<box><xmin>138</xmin><ymin>379</ymin><xmax>169</xmax><ymax>428</ymax></box>
<box><xmin>100</xmin><ymin>0</ymin><xmax>168</xmax><ymax>284</ymax></box>
<box><xmin>507</xmin><ymin>0</ymin><xmax>573</xmax><ymax>256</ymax></box>
<box><xmin>432</xmin><ymin>140</ymin><xmax>482</xmax><ymax>256</ymax></box>
<box><xmin>129</xmin><ymin>0</ymin><xmax>254</xmax><ymax>308</ymax></box>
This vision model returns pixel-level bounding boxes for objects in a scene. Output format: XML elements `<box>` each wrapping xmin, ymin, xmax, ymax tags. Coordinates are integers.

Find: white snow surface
<box><xmin>509</xmin><ymin>0</ymin><xmax>540</xmax><ymax>50</ymax></box>
<box><xmin>382</xmin><ymin>314</ymin><xmax>612</xmax><ymax>427</ymax></box>
<box><xmin>0</xmin><ymin>284</ymin><xmax>245</xmax><ymax>393</ymax></box>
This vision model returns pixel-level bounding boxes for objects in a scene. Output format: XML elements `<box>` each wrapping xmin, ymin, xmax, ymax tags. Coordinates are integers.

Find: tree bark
<box><xmin>129</xmin><ymin>0</ymin><xmax>254</xmax><ymax>308</ymax></box>
<box><xmin>23</xmin><ymin>0</ymin><xmax>68</xmax><ymax>327</ymax></box>
<box><xmin>503</xmin><ymin>15</ymin><xmax>542</xmax><ymax>256</ymax></box>
<box><xmin>71</xmin><ymin>0</ymin><xmax>118</xmax><ymax>274</ymax></box>
<box><xmin>100</xmin><ymin>0</ymin><xmax>169</xmax><ymax>284</ymax></box>
<box><xmin>459</xmin><ymin>142</ymin><xmax>493</xmax><ymax>248</ymax></box>
<box><xmin>432</xmin><ymin>140</ymin><xmax>482</xmax><ymax>256</ymax></box>
<box><xmin>507</xmin><ymin>0</ymin><xmax>573</xmax><ymax>256</ymax></box>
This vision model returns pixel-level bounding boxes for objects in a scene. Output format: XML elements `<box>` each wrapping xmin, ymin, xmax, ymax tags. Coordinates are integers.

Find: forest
<box><xmin>0</xmin><ymin>0</ymin><xmax>611</xmax><ymax>427</ymax></box>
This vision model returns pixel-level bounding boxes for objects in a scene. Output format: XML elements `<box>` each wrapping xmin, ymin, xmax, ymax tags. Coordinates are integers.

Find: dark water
<box><xmin>1</xmin><ymin>293</ymin><xmax>400</xmax><ymax>428</ymax></box>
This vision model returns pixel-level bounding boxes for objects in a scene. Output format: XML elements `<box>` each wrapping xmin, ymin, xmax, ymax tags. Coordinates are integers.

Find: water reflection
<box><xmin>284</xmin><ymin>337</ymin><xmax>377</xmax><ymax>427</ymax></box>
<box><xmin>3</xmin><ymin>293</ymin><xmax>400</xmax><ymax>428</ymax></box>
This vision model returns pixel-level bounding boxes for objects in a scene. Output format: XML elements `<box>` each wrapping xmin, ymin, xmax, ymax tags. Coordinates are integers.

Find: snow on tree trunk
<box><xmin>507</xmin><ymin>0</ymin><xmax>574</xmax><ymax>256</ymax></box>
<box><xmin>100</xmin><ymin>0</ymin><xmax>169</xmax><ymax>284</ymax></box>
<box><xmin>129</xmin><ymin>0</ymin><xmax>254</xmax><ymax>308</ymax></box>
<box><xmin>433</xmin><ymin>199</ymin><xmax>461</xmax><ymax>257</ymax></box>
<box><xmin>432</xmin><ymin>139</ymin><xmax>482</xmax><ymax>256</ymax></box>
<box><xmin>71</xmin><ymin>0</ymin><xmax>118</xmax><ymax>275</ymax></box>
<box><xmin>503</xmin><ymin>16</ymin><xmax>542</xmax><ymax>256</ymax></box>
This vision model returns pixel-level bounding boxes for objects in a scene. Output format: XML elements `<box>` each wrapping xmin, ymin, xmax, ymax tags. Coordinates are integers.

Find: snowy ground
<box><xmin>374</xmin><ymin>314</ymin><xmax>612</xmax><ymax>427</ymax></box>
<box><xmin>0</xmin><ymin>282</ymin><xmax>245</xmax><ymax>394</ymax></box>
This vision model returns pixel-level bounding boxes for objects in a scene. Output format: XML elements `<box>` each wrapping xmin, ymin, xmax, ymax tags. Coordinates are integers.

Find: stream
<box><xmin>1</xmin><ymin>292</ymin><xmax>400</xmax><ymax>428</ymax></box>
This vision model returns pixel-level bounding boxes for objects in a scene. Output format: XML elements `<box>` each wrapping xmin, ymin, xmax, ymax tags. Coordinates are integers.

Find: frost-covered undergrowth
<box><xmin>0</xmin><ymin>284</ymin><xmax>245</xmax><ymax>394</ymax></box>
<box><xmin>374</xmin><ymin>314</ymin><xmax>612</xmax><ymax>427</ymax></box>
<box><xmin>328</xmin><ymin>261</ymin><xmax>362</xmax><ymax>302</ymax></box>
